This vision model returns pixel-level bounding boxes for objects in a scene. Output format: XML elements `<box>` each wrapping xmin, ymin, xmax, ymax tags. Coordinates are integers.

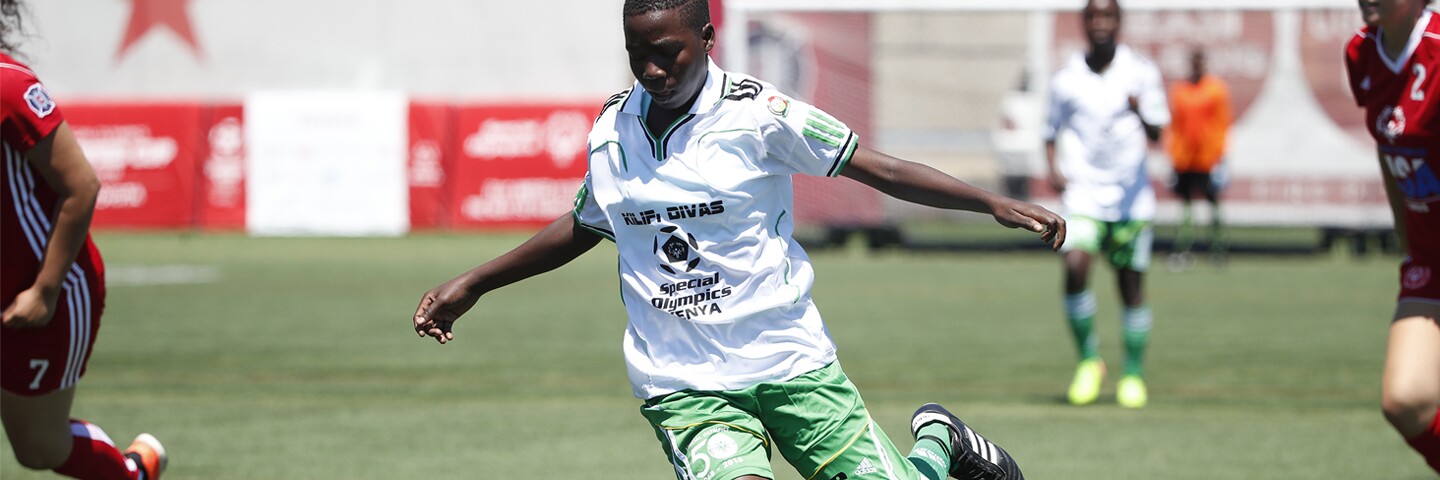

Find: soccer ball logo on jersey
<box><xmin>655</xmin><ymin>225</ymin><xmax>701</xmax><ymax>274</ymax></box>
<box><xmin>24</xmin><ymin>83</ymin><xmax>55</xmax><ymax>119</ymax></box>
<box><xmin>1404</xmin><ymin>265</ymin><xmax>1431</xmax><ymax>290</ymax></box>
<box><xmin>767</xmin><ymin>96</ymin><xmax>790</xmax><ymax>117</ymax></box>
<box><xmin>1376</xmin><ymin>105</ymin><xmax>1406</xmax><ymax>144</ymax></box>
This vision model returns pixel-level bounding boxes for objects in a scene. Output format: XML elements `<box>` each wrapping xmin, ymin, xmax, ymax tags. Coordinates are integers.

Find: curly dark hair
<box><xmin>622</xmin><ymin>0</ymin><xmax>710</xmax><ymax>33</ymax></box>
<box><xmin>0</xmin><ymin>0</ymin><xmax>27</xmax><ymax>55</ymax></box>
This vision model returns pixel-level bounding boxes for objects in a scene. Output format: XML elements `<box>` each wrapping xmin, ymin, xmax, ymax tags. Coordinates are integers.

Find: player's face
<box><xmin>1358</xmin><ymin>0</ymin><xmax>1424</xmax><ymax>28</ymax></box>
<box><xmin>624</xmin><ymin>8</ymin><xmax>715</xmax><ymax>111</ymax></box>
<box><xmin>1083</xmin><ymin>0</ymin><xmax>1121</xmax><ymax>50</ymax></box>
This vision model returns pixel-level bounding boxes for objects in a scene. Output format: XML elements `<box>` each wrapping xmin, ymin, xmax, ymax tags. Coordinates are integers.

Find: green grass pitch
<box><xmin>0</xmin><ymin>232</ymin><xmax>1428</xmax><ymax>479</ymax></box>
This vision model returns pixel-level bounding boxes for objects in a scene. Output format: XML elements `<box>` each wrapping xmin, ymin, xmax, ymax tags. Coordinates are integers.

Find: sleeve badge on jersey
<box><xmin>766</xmin><ymin>96</ymin><xmax>789</xmax><ymax>117</ymax></box>
<box><xmin>24</xmin><ymin>83</ymin><xmax>56</xmax><ymax>119</ymax></box>
<box><xmin>1377</xmin><ymin>105</ymin><xmax>1405</xmax><ymax>144</ymax></box>
<box><xmin>1404</xmin><ymin>265</ymin><xmax>1431</xmax><ymax>290</ymax></box>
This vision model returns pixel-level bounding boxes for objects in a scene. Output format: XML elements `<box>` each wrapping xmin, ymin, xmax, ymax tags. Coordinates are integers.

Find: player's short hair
<box><xmin>623</xmin><ymin>0</ymin><xmax>710</xmax><ymax>33</ymax></box>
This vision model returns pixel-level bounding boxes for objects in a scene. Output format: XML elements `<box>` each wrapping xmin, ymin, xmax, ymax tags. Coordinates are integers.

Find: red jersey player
<box><xmin>1346</xmin><ymin>0</ymin><xmax>1440</xmax><ymax>474</ymax></box>
<box><xmin>1</xmin><ymin>1</ymin><xmax>167</xmax><ymax>477</ymax></box>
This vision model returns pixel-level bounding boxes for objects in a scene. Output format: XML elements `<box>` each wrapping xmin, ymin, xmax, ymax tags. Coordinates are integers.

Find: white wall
<box><xmin>23</xmin><ymin>0</ymin><xmax>633</xmax><ymax>100</ymax></box>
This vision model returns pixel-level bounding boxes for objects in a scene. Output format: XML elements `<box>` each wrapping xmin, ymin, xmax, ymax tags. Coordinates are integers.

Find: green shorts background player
<box><xmin>1044</xmin><ymin>0</ymin><xmax>1169</xmax><ymax>409</ymax></box>
<box><xmin>411</xmin><ymin>1</ymin><xmax>1063</xmax><ymax>478</ymax></box>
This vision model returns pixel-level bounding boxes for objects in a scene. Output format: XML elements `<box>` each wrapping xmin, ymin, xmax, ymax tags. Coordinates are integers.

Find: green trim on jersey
<box><xmin>829</xmin><ymin>138</ymin><xmax>859</xmax><ymax>177</ymax></box>
<box><xmin>803</xmin><ymin>110</ymin><xmax>847</xmax><ymax>147</ymax></box>
<box><xmin>572</xmin><ymin>184</ymin><xmax>615</xmax><ymax>241</ymax></box>
<box><xmin>590</xmin><ymin>140</ymin><xmax>629</xmax><ymax>172</ymax></box>
<box><xmin>640</xmin><ymin>100</ymin><xmax>697</xmax><ymax>160</ymax></box>
<box><xmin>773</xmin><ymin>209</ymin><xmax>787</xmax><ymax>233</ymax></box>
<box><xmin>783</xmin><ymin>258</ymin><xmax>802</xmax><ymax>303</ymax></box>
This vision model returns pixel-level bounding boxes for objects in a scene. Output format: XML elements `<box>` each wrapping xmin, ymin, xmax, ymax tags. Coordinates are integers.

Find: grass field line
<box><xmin>105</xmin><ymin>264</ymin><xmax>222</xmax><ymax>286</ymax></box>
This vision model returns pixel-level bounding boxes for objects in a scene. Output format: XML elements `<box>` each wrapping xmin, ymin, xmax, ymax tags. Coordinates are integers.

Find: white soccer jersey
<box><xmin>1046</xmin><ymin>45</ymin><xmax>1170</xmax><ymax>222</ymax></box>
<box><xmin>574</xmin><ymin>59</ymin><xmax>857</xmax><ymax>400</ymax></box>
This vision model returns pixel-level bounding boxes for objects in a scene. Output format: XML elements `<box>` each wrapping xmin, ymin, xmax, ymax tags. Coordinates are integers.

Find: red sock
<box><xmin>52</xmin><ymin>420</ymin><xmax>140</xmax><ymax>480</ymax></box>
<box><xmin>1405</xmin><ymin>408</ymin><xmax>1440</xmax><ymax>475</ymax></box>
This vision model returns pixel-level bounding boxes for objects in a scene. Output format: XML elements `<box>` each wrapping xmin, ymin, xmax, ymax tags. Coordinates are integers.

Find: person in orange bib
<box><xmin>1165</xmin><ymin>48</ymin><xmax>1232</xmax><ymax>269</ymax></box>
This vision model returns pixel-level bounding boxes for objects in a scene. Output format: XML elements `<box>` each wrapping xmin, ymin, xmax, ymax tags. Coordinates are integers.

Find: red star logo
<box><xmin>116</xmin><ymin>0</ymin><xmax>202</xmax><ymax>61</ymax></box>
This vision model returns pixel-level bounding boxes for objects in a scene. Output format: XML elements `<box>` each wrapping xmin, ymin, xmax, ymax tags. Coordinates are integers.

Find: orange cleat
<box><xmin>123</xmin><ymin>433</ymin><xmax>168</xmax><ymax>480</ymax></box>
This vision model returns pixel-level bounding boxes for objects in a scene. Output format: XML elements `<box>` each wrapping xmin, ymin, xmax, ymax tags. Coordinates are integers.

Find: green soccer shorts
<box><xmin>640</xmin><ymin>362</ymin><xmax>925</xmax><ymax>480</ymax></box>
<box><xmin>1060</xmin><ymin>215</ymin><xmax>1153</xmax><ymax>272</ymax></box>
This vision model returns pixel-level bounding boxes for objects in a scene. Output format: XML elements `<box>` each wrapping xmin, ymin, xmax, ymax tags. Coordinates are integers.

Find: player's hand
<box><xmin>2</xmin><ymin>287</ymin><xmax>57</xmax><ymax>329</ymax></box>
<box><xmin>412</xmin><ymin>276</ymin><xmax>481</xmax><ymax>345</ymax></box>
<box><xmin>989</xmin><ymin>198</ymin><xmax>1066</xmax><ymax>251</ymax></box>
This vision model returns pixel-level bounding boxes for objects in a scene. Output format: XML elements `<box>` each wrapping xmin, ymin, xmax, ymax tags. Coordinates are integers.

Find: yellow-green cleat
<box><xmin>1066</xmin><ymin>358</ymin><xmax>1105</xmax><ymax>405</ymax></box>
<box><xmin>1117</xmin><ymin>375</ymin><xmax>1148</xmax><ymax>408</ymax></box>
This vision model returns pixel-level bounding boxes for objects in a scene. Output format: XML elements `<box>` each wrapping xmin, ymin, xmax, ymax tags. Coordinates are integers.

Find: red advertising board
<box><xmin>408</xmin><ymin>101</ymin><xmax>454</xmax><ymax>230</ymax></box>
<box><xmin>64</xmin><ymin>103</ymin><xmax>203</xmax><ymax>229</ymax></box>
<box><xmin>448</xmin><ymin>103</ymin><xmax>594</xmax><ymax>229</ymax></box>
<box><xmin>747</xmin><ymin>12</ymin><xmax>883</xmax><ymax>227</ymax></box>
<box><xmin>199</xmin><ymin>103</ymin><xmax>245</xmax><ymax>230</ymax></box>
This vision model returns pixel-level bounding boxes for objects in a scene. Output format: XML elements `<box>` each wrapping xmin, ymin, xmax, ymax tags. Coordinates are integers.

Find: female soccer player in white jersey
<box><xmin>1043</xmin><ymin>0</ymin><xmax>1168</xmax><ymax>409</ymax></box>
<box><xmin>0</xmin><ymin>1</ymin><xmax>166</xmax><ymax>478</ymax></box>
<box><xmin>1346</xmin><ymin>0</ymin><xmax>1440</xmax><ymax>473</ymax></box>
<box><xmin>413</xmin><ymin>1</ymin><xmax>1063</xmax><ymax>479</ymax></box>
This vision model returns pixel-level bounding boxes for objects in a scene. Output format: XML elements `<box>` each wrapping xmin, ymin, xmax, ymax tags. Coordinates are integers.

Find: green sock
<box><xmin>1122</xmin><ymin>305</ymin><xmax>1152</xmax><ymax>376</ymax></box>
<box><xmin>1064</xmin><ymin>290</ymin><xmax>1099</xmax><ymax>360</ymax></box>
<box><xmin>1210</xmin><ymin>206</ymin><xmax>1226</xmax><ymax>255</ymax></box>
<box><xmin>1177</xmin><ymin>203</ymin><xmax>1195</xmax><ymax>253</ymax></box>
<box><xmin>907</xmin><ymin>423</ymin><xmax>953</xmax><ymax>480</ymax></box>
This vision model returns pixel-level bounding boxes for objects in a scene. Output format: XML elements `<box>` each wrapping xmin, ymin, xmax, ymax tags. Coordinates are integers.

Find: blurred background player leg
<box><xmin>1114</xmin><ymin>221</ymin><xmax>1154</xmax><ymax>409</ymax></box>
<box><xmin>1116</xmin><ymin>283</ymin><xmax>1152</xmax><ymax>409</ymax></box>
<box><xmin>1061</xmin><ymin>219</ymin><xmax>1104</xmax><ymax>406</ymax></box>
<box><xmin>1108</xmin><ymin>220</ymin><xmax>1154</xmax><ymax>409</ymax></box>
<box><xmin>1168</xmin><ymin>174</ymin><xmax>1199</xmax><ymax>272</ymax></box>
<box><xmin>1204</xmin><ymin>169</ymin><xmax>1228</xmax><ymax>266</ymax></box>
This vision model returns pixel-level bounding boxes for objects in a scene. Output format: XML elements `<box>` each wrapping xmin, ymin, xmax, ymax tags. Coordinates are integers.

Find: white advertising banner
<box><xmin>245</xmin><ymin>91</ymin><xmax>409</xmax><ymax>236</ymax></box>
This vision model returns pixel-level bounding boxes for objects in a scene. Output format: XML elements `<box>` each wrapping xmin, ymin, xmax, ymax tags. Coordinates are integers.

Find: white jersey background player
<box><xmin>412</xmin><ymin>1</ymin><xmax>1063</xmax><ymax>479</ymax></box>
<box><xmin>1043</xmin><ymin>0</ymin><xmax>1169</xmax><ymax>409</ymax></box>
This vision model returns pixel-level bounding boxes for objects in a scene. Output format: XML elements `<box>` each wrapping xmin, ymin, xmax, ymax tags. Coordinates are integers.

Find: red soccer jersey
<box><xmin>0</xmin><ymin>53</ymin><xmax>103</xmax><ymax>306</ymax></box>
<box><xmin>1347</xmin><ymin>11</ymin><xmax>1440</xmax><ymax>262</ymax></box>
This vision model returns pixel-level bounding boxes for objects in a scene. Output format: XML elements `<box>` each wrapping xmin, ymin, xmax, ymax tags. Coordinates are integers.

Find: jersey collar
<box><xmin>1374</xmin><ymin>9</ymin><xmax>1432</xmax><ymax>74</ymax></box>
<box><xmin>1070</xmin><ymin>44</ymin><xmax>1133</xmax><ymax>76</ymax></box>
<box><xmin>620</xmin><ymin>57</ymin><xmax>727</xmax><ymax>118</ymax></box>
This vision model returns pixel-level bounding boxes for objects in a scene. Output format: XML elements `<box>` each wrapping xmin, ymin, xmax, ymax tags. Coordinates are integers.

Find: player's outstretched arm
<box><xmin>412</xmin><ymin>213</ymin><xmax>602</xmax><ymax>344</ymax></box>
<box><xmin>840</xmin><ymin>145</ymin><xmax>1065</xmax><ymax>250</ymax></box>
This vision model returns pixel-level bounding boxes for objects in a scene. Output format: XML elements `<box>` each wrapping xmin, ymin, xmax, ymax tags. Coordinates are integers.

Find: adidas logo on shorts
<box><xmin>855</xmin><ymin>457</ymin><xmax>878</xmax><ymax>475</ymax></box>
